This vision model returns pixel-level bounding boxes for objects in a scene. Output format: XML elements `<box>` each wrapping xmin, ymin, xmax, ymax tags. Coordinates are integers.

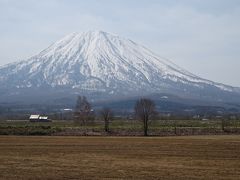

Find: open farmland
<box><xmin>0</xmin><ymin>119</ymin><xmax>240</xmax><ymax>136</ymax></box>
<box><xmin>0</xmin><ymin>136</ymin><xmax>240</xmax><ymax>179</ymax></box>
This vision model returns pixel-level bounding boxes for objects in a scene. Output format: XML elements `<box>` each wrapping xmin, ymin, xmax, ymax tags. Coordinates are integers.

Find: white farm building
<box><xmin>29</xmin><ymin>115</ymin><xmax>50</xmax><ymax>122</ymax></box>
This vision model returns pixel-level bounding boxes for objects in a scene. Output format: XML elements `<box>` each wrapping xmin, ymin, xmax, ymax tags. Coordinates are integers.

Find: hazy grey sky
<box><xmin>0</xmin><ymin>0</ymin><xmax>240</xmax><ymax>86</ymax></box>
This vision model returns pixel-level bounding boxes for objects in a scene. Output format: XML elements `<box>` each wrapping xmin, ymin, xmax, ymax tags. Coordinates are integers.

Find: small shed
<box><xmin>39</xmin><ymin>116</ymin><xmax>49</xmax><ymax>122</ymax></box>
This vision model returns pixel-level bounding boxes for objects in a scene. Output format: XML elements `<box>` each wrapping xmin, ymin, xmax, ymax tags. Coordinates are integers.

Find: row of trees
<box><xmin>74</xmin><ymin>96</ymin><xmax>156</xmax><ymax>136</ymax></box>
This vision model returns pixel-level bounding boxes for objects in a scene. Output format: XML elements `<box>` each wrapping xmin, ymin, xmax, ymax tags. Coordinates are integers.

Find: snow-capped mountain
<box><xmin>0</xmin><ymin>30</ymin><xmax>239</xmax><ymax>104</ymax></box>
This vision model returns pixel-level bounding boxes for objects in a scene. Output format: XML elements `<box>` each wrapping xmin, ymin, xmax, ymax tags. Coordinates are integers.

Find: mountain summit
<box><xmin>0</xmin><ymin>31</ymin><xmax>239</xmax><ymax>104</ymax></box>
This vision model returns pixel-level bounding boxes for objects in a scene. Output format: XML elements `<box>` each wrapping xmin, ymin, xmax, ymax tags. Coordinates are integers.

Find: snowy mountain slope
<box><xmin>0</xmin><ymin>31</ymin><xmax>239</xmax><ymax>103</ymax></box>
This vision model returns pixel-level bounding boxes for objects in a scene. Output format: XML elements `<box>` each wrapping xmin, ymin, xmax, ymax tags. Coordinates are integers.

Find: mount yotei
<box><xmin>0</xmin><ymin>31</ymin><xmax>240</xmax><ymax>107</ymax></box>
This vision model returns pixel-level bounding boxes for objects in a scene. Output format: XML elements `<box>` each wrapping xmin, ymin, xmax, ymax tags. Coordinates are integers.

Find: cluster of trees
<box><xmin>74</xmin><ymin>96</ymin><xmax>156</xmax><ymax>136</ymax></box>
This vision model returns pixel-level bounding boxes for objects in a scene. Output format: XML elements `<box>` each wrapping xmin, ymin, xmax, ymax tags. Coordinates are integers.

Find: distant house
<box><xmin>29</xmin><ymin>115</ymin><xmax>50</xmax><ymax>122</ymax></box>
<box><xmin>29</xmin><ymin>115</ymin><xmax>40</xmax><ymax>122</ymax></box>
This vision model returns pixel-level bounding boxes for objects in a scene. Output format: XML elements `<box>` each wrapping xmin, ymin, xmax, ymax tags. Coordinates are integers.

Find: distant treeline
<box><xmin>1</xmin><ymin>110</ymin><xmax>240</xmax><ymax>121</ymax></box>
<box><xmin>0</xmin><ymin>96</ymin><xmax>240</xmax><ymax>122</ymax></box>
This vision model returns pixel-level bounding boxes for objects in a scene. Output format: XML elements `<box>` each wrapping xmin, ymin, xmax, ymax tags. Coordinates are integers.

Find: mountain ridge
<box><xmin>0</xmin><ymin>30</ymin><xmax>240</xmax><ymax>105</ymax></box>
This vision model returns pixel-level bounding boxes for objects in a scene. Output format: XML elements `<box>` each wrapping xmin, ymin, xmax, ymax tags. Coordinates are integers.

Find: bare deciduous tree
<box><xmin>74</xmin><ymin>96</ymin><xmax>93</xmax><ymax>125</ymax></box>
<box><xmin>134</xmin><ymin>98</ymin><xmax>156</xmax><ymax>136</ymax></box>
<box><xmin>100</xmin><ymin>108</ymin><xmax>113</xmax><ymax>132</ymax></box>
